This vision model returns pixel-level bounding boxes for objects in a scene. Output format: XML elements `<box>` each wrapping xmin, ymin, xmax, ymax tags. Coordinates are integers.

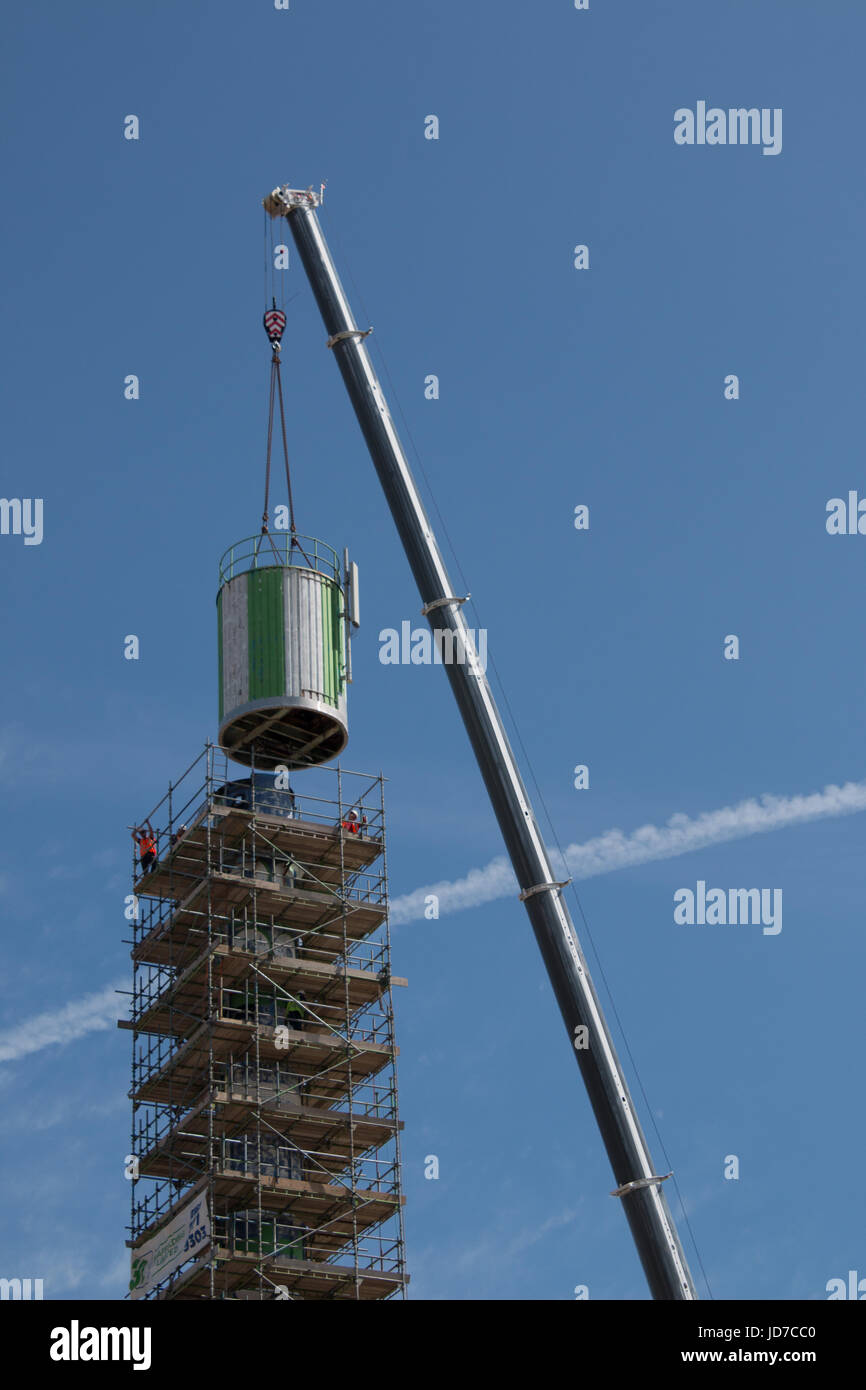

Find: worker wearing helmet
<box><xmin>132</xmin><ymin>821</ymin><xmax>157</xmax><ymax>874</ymax></box>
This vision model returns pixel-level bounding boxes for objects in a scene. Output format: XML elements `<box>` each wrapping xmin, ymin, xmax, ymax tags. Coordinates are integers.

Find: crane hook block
<box><xmin>264</xmin><ymin>306</ymin><xmax>287</xmax><ymax>346</ymax></box>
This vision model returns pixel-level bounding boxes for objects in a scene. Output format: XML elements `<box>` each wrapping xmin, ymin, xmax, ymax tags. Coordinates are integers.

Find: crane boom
<box><xmin>264</xmin><ymin>184</ymin><xmax>697</xmax><ymax>1300</ymax></box>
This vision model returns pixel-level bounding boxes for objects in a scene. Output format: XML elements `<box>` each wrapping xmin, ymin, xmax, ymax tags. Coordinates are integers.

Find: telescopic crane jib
<box><xmin>262</xmin><ymin>183</ymin><xmax>698</xmax><ymax>1301</ymax></box>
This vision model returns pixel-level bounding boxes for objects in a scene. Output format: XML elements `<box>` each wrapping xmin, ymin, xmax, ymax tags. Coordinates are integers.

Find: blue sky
<box><xmin>1</xmin><ymin>0</ymin><xmax>864</xmax><ymax>1300</ymax></box>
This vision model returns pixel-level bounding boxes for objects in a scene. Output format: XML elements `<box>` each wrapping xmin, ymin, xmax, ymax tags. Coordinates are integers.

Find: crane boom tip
<box><xmin>263</xmin><ymin>184</ymin><xmax>325</xmax><ymax>217</ymax></box>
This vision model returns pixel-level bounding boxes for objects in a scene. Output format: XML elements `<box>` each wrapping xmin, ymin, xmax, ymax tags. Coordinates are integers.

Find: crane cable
<box><xmin>259</xmin><ymin>302</ymin><xmax>313</xmax><ymax>570</ymax></box>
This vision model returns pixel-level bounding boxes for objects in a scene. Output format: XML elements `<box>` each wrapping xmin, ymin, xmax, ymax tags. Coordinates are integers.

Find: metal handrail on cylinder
<box><xmin>218</xmin><ymin>532</ymin><xmax>341</xmax><ymax>586</ymax></box>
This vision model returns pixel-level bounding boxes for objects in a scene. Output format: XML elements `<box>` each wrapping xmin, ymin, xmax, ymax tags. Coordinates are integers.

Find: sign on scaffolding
<box><xmin>129</xmin><ymin>1196</ymin><xmax>210</xmax><ymax>1300</ymax></box>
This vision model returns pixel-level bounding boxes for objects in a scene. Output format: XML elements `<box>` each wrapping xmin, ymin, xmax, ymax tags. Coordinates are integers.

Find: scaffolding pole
<box><xmin>124</xmin><ymin>746</ymin><xmax>405</xmax><ymax>1299</ymax></box>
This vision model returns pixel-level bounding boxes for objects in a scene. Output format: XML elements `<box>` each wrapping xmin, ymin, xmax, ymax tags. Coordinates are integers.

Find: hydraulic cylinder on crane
<box><xmin>263</xmin><ymin>183</ymin><xmax>697</xmax><ymax>1301</ymax></box>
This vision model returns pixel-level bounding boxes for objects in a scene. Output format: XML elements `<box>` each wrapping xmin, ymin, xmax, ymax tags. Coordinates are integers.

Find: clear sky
<box><xmin>1</xmin><ymin>0</ymin><xmax>864</xmax><ymax>1301</ymax></box>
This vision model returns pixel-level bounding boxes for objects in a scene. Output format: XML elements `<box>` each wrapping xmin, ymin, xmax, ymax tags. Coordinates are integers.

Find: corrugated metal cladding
<box><xmin>218</xmin><ymin>565</ymin><xmax>347</xmax><ymax>715</ymax></box>
<box><xmin>217</xmin><ymin>590</ymin><xmax>224</xmax><ymax>722</ymax></box>
<box><xmin>247</xmin><ymin>568</ymin><xmax>286</xmax><ymax>699</ymax></box>
<box><xmin>321</xmin><ymin>579</ymin><xmax>343</xmax><ymax>706</ymax></box>
<box><xmin>220</xmin><ymin>575</ymin><xmax>250</xmax><ymax>711</ymax></box>
<box><xmin>283</xmin><ymin>568</ymin><xmax>345</xmax><ymax>709</ymax></box>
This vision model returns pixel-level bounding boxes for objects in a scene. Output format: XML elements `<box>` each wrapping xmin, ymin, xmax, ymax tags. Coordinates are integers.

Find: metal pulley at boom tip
<box><xmin>262</xmin><ymin>182</ymin><xmax>698</xmax><ymax>1300</ymax></box>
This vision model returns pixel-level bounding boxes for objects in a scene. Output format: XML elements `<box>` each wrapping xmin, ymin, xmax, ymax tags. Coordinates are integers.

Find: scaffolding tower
<box><xmin>121</xmin><ymin>743</ymin><xmax>408</xmax><ymax>1300</ymax></box>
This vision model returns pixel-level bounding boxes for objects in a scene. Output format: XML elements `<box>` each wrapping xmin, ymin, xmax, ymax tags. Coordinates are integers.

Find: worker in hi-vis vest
<box><xmin>132</xmin><ymin>820</ymin><xmax>157</xmax><ymax>874</ymax></box>
<box><xmin>282</xmin><ymin>991</ymin><xmax>307</xmax><ymax>1031</ymax></box>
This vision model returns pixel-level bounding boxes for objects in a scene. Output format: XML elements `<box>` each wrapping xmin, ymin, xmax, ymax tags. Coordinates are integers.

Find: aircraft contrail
<box><xmin>0</xmin><ymin>981</ymin><xmax>124</xmax><ymax>1064</ymax></box>
<box><xmin>388</xmin><ymin>778</ymin><xmax>866</xmax><ymax>925</ymax></box>
<box><xmin>3</xmin><ymin>779</ymin><xmax>865</xmax><ymax>1063</ymax></box>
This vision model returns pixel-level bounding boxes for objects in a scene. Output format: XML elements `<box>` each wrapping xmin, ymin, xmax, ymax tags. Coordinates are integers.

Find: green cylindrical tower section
<box><xmin>217</xmin><ymin>534</ymin><xmax>349</xmax><ymax>770</ymax></box>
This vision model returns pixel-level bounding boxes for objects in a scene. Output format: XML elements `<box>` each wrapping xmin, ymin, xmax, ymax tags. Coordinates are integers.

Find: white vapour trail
<box><xmin>4</xmin><ymin>781</ymin><xmax>865</xmax><ymax>1065</ymax></box>
<box><xmin>389</xmin><ymin>779</ymin><xmax>866</xmax><ymax>925</ymax></box>
<box><xmin>0</xmin><ymin>981</ymin><xmax>124</xmax><ymax>1063</ymax></box>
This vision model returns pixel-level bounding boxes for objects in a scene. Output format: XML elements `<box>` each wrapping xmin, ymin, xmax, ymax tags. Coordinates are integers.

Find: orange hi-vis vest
<box><xmin>139</xmin><ymin>836</ymin><xmax>156</xmax><ymax>857</ymax></box>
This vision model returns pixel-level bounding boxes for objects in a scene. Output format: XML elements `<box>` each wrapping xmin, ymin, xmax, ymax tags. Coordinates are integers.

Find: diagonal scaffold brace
<box><xmin>263</xmin><ymin>182</ymin><xmax>697</xmax><ymax>1301</ymax></box>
